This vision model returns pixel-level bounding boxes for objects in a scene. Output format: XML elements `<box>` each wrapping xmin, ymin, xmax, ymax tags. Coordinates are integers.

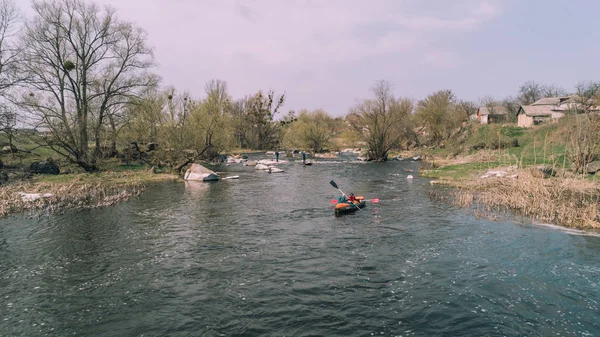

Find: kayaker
<box><xmin>348</xmin><ymin>193</ymin><xmax>356</xmax><ymax>203</ymax></box>
<box><xmin>338</xmin><ymin>194</ymin><xmax>348</xmax><ymax>203</ymax></box>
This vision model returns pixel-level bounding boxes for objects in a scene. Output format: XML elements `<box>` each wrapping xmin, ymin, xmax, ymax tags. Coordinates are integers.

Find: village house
<box><xmin>517</xmin><ymin>96</ymin><xmax>571</xmax><ymax>128</ymax></box>
<box><xmin>477</xmin><ymin>106</ymin><xmax>509</xmax><ymax>124</ymax></box>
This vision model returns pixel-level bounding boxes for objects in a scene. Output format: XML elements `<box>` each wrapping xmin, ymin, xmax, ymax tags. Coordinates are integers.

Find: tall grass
<box><xmin>447</xmin><ymin>170</ymin><xmax>600</xmax><ymax>228</ymax></box>
<box><xmin>0</xmin><ymin>181</ymin><xmax>145</xmax><ymax>217</ymax></box>
<box><xmin>433</xmin><ymin>125</ymin><xmax>599</xmax><ymax>228</ymax></box>
<box><xmin>0</xmin><ymin>170</ymin><xmax>178</xmax><ymax>217</ymax></box>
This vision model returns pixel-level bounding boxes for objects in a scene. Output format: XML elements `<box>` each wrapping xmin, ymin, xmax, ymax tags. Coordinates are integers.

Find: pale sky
<box><xmin>18</xmin><ymin>0</ymin><xmax>600</xmax><ymax>115</ymax></box>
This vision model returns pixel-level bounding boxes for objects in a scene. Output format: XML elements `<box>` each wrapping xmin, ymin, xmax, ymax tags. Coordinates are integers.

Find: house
<box><xmin>517</xmin><ymin>97</ymin><xmax>569</xmax><ymax>128</ymax></box>
<box><xmin>477</xmin><ymin>106</ymin><xmax>509</xmax><ymax>124</ymax></box>
<box><xmin>517</xmin><ymin>105</ymin><xmax>564</xmax><ymax>127</ymax></box>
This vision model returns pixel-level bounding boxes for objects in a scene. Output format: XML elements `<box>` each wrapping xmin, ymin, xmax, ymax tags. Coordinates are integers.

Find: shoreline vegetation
<box><xmin>421</xmin><ymin>160</ymin><xmax>600</xmax><ymax>229</ymax></box>
<box><xmin>0</xmin><ymin>170</ymin><xmax>178</xmax><ymax>217</ymax></box>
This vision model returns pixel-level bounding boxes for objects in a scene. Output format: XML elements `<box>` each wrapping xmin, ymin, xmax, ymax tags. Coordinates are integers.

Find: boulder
<box><xmin>267</xmin><ymin>166</ymin><xmax>284</xmax><ymax>173</ymax></box>
<box><xmin>255</xmin><ymin>163</ymin><xmax>270</xmax><ymax>170</ymax></box>
<box><xmin>30</xmin><ymin>161</ymin><xmax>60</xmax><ymax>175</ymax></box>
<box><xmin>1</xmin><ymin>145</ymin><xmax>17</xmax><ymax>154</ymax></box>
<box><xmin>244</xmin><ymin>160</ymin><xmax>258</xmax><ymax>166</ymax></box>
<box><xmin>227</xmin><ymin>156</ymin><xmax>244</xmax><ymax>164</ymax></box>
<box><xmin>586</xmin><ymin>161</ymin><xmax>600</xmax><ymax>174</ymax></box>
<box><xmin>535</xmin><ymin>166</ymin><xmax>556</xmax><ymax>178</ymax></box>
<box><xmin>471</xmin><ymin>142</ymin><xmax>486</xmax><ymax>151</ymax></box>
<box><xmin>480</xmin><ymin>170</ymin><xmax>508</xmax><ymax>179</ymax></box>
<box><xmin>258</xmin><ymin>159</ymin><xmax>287</xmax><ymax>165</ymax></box>
<box><xmin>183</xmin><ymin>163</ymin><xmax>220</xmax><ymax>181</ymax></box>
<box><xmin>146</xmin><ymin>142</ymin><xmax>158</xmax><ymax>151</ymax></box>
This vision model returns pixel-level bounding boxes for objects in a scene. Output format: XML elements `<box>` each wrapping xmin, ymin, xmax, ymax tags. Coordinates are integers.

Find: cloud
<box><xmin>423</xmin><ymin>50</ymin><xmax>460</xmax><ymax>68</ymax></box>
<box><xmin>19</xmin><ymin>0</ymin><xmax>503</xmax><ymax>114</ymax></box>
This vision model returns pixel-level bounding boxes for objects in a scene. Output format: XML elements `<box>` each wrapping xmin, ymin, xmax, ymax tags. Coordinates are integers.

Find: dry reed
<box><xmin>0</xmin><ymin>180</ymin><xmax>146</xmax><ymax>217</ymax></box>
<box><xmin>446</xmin><ymin>170</ymin><xmax>600</xmax><ymax>229</ymax></box>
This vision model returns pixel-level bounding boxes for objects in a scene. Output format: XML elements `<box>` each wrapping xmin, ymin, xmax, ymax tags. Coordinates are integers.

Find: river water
<box><xmin>1</xmin><ymin>156</ymin><xmax>599</xmax><ymax>336</ymax></box>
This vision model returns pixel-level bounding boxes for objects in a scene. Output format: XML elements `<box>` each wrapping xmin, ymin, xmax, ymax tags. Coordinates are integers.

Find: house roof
<box><xmin>518</xmin><ymin>105</ymin><xmax>554</xmax><ymax>117</ymax></box>
<box><xmin>531</xmin><ymin>97</ymin><xmax>570</xmax><ymax>106</ymax></box>
<box><xmin>478</xmin><ymin>106</ymin><xmax>509</xmax><ymax>115</ymax></box>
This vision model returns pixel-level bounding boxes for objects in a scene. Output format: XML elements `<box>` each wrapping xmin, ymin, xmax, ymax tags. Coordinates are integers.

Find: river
<box><xmin>1</xmin><ymin>156</ymin><xmax>599</xmax><ymax>336</ymax></box>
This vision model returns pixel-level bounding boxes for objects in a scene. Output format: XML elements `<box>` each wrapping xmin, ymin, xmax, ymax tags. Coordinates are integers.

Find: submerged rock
<box><xmin>258</xmin><ymin>159</ymin><xmax>287</xmax><ymax>165</ymax></box>
<box><xmin>268</xmin><ymin>167</ymin><xmax>284</xmax><ymax>173</ymax></box>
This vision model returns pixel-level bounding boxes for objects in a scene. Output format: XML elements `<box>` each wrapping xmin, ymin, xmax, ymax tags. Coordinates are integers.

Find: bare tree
<box><xmin>350</xmin><ymin>80</ymin><xmax>414</xmax><ymax>160</ymax></box>
<box><xmin>0</xmin><ymin>0</ymin><xmax>22</xmax><ymax>93</ymax></box>
<box><xmin>18</xmin><ymin>0</ymin><xmax>156</xmax><ymax>172</ymax></box>
<box><xmin>517</xmin><ymin>81</ymin><xmax>543</xmax><ymax>105</ymax></box>
<box><xmin>204</xmin><ymin>79</ymin><xmax>230</xmax><ymax>115</ymax></box>
<box><xmin>517</xmin><ymin>81</ymin><xmax>567</xmax><ymax>105</ymax></box>
<box><xmin>243</xmin><ymin>90</ymin><xmax>285</xmax><ymax>150</ymax></box>
<box><xmin>568</xmin><ymin>81</ymin><xmax>600</xmax><ymax>114</ymax></box>
<box><xmin>456</xmin><ymin>100</ymin><xmax>477</xmax><ymax>121</ymax></box>
<box><xmin>541</xmin><ymin>84</ymin><xmax>567</xmax><ymax>98</ymax></box>
<box><xmin>501</xmin><ymin>96</ymin><xmax>519</xmax><ymax>122</ymax></box>
<box><xmin>0</xmin><ymin>103</ymin><xmax>16</xmax><ymax>152</ymax></box>
<box><xmin>0</xmin><ymin>0</ymin><xmax>23</xmax><ymax>147</ymax></box>
<box><xmin>567</xmin><ymin>114</ymin><xmax>600</xmax><ymax>174</ymax></box>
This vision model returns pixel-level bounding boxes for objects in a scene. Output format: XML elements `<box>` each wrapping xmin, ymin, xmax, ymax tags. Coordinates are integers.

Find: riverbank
<box><xmin>0</xmin><ymin>169</ymin><xmax>179</xmax><ymax>217</ymax></box>
<box><xmin>419</xmin><ymin>152</ymin><xmax>600</xmax><ymax>229</ymax></box>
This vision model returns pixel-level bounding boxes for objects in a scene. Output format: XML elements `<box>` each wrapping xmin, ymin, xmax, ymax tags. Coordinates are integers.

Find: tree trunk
<box><xmin>77</xmin><ymin>159</ymin><xmax>99</xmax><ymax>172</ymax></box>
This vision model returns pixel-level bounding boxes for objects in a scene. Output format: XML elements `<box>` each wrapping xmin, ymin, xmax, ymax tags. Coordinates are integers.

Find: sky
<box><xmin>18</xmin><ymin>0</ymin><xmax>600</xmax><ymax>116</ymax></box>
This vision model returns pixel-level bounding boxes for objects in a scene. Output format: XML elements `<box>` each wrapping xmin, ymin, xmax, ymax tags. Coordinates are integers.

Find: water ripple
<box><xmin>1</xmin><ymin>160</ymin><xmax>599</xmax><ymax>336</ymax></box>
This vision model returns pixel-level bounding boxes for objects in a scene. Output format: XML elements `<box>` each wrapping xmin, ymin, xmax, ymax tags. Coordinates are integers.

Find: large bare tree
<box><xmin>0</xmin><ymin>0</ymin><xmax>21</xmax><ymax>93</ymax></box>
<box><xmin>0</xmin><ymin>0</ymin><xmax>22</xmax><ymax>150</ymax></box>
<box><xmin>350</xmin><ymin>80</ymin><xmax>414</xmax><ymax>160</ymax></box>
<box><xmin>517</xmin><ymin>81</ymin><xmax>567</xmax><ymax>105</ymax></box>
<box><xmin>19</xmin><ymin>0</ymin><xmax>156</xmax><ymax>171</ymax></box>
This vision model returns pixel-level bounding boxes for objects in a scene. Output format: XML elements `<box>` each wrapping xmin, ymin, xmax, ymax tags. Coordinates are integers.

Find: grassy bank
<box><xmin>0</xmin><ymin>169</ymin><xmax>179</xmax><ymax>218</ymax></box>
<box><xmin>430</xmin><ymin>168</ymin><xmax>600</xmax><ymax>229</ymax></box>
<box><xmin>419</xmin><ymin>119</ymin><xmax>600</xmax><ymax>229</ymax></box>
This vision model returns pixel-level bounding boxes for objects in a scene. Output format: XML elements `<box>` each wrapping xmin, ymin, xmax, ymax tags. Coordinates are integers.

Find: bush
<box><xmin>472</xmin><ymin>142</ymin><xmax>486</xmax><ymax>151</ymax></box>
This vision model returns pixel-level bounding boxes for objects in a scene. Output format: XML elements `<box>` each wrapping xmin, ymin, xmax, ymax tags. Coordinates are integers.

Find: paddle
<box><xmin>329</xmin><ymin>180</ymin><xmax>347</xmax><ymax>197</ymax></box>
<box><xmin>331</xmin><ymin>198</ymin><xmax>379</xmax><ymax>203</ymax></box>
<box><xmin>329</xmin><ymin>180</ymin><xmax>361</xmax><ymax>211</ymax></box>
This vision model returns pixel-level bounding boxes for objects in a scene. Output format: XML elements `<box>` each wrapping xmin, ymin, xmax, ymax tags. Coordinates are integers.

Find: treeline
<box><xmin>1</xmin><ymin>0</ymin><xmax>599</xmax><ymax>173</ymax></box>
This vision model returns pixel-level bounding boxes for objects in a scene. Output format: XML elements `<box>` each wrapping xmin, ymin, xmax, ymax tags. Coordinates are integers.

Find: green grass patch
<box><xmin>422</xmin><ymin>161</ymin><xmax>502</xmax><ymax>180</ymax></box>
<box><xmin>499</xmin><ymin>125</ymin><xmax>524</xmax><ymax>138</ymax></box>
